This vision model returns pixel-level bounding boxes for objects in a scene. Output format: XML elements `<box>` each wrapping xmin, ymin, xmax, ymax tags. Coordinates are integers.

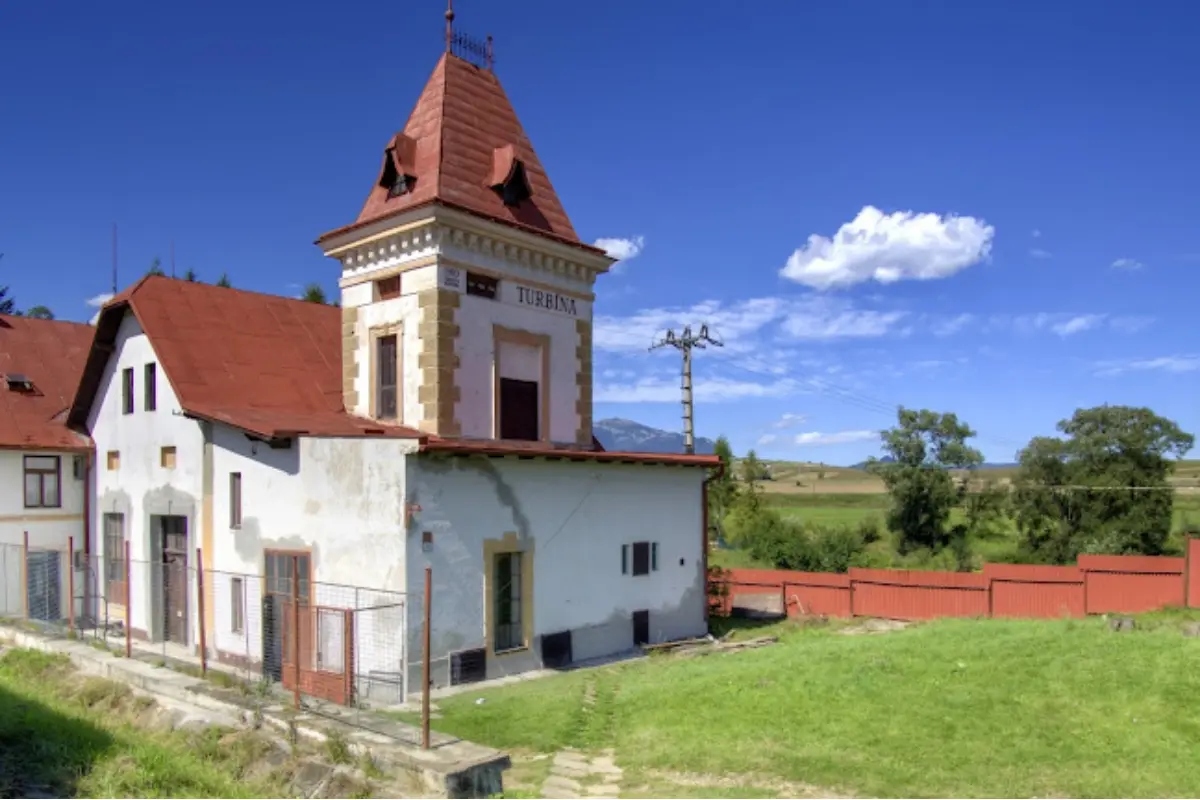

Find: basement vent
<box><xmin>632</xmin><ymin>610</ymin><xmax>650</xmax><ymax>647</ymax></box>
<box><xmin>449</xmin><ymin>647</ymin><xmax>487</xmax><ymax>686</ymax></box>
<box><xmin>540</xmin><ymin>630</ymin><xmax>573</xmax><ymax>669</ymax></box>
<box><xmin>5</xmin><ymin>373</ymin><xmax>33</xmax><ymax>392</ymax></box>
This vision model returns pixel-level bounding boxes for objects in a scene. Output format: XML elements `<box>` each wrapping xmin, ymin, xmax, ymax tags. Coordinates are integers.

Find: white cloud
<box><xmin>1032</xmin><ymin>229</ymin><xmax>1042</xmax><ymax>238</ymax></box>
<box><xmin>1010</xmin><ymin>313</ymin><xmax>1108</xmax><ymax>337</ymax></box>
<box><xmin>1111</xmin><ymin>257</ymin><xmax>1145</xmax><ymax>271</ymax></box>
<box><xmin>1108</xmin><ymin>315</ymin><xmax>1154</xmax><ymax>334</ymax></box>
<box><xmin>771</xmin><ymin>412</ymin><xmax>808</xmax><ymax>429</ymax></box>
<box><xmin>593</xmin><ymin>375</ymin><xmax>802</xmax><ymax>404</ymax></box>
<box><xmin>594</xmin><ymin>236</ymin><xmax>645</xmax><ymax>272</ymax></box>
<box><xmin>780</xmin><ymin>297</ymin><xmax>907</xmax><ymax>340</ymax></box>
<box><xmin>794</xmin><ymin>430</ymin><xmax>878</xmax><ymax>447</ymax></box>
<box><xmin>932</xmin><ymin>313</ymin><xmax>974</xmax><ymax>337</ymax></box>
<box><xmin>757</xmin><ymin>433</ymin><xmax>779</xmax><ymax>446</ymax></box>
<box><xmin>85</xmin><ymin>292</ymin><xmax>114</xmax><ymax>325</ymax></box>
<box><xmin>1051</xmin><ymin>314</ymin><xmax>1106</xmax><ymax>336</ymax></box>
<box><xmin>779</xmin><ymin>205</ymin><xmax>995</xmax><ymax>290</ymax></box>
<box><xmin>1030</xmin><ymin>248</ymin><xmax>1052</xmax><ymax>259</ymax></box>
<box><xmin>1094</xmin><ymin>355</ymin><xmax>1200</xmax><ymax>377</ymax></box>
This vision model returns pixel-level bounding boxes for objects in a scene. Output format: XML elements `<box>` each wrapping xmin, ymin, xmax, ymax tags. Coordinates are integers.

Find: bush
<box><xmin>725</xmin><ymin>498</ymin><xmax>867</xmax><ymax>573</ymax></box>
<box><xmin>856</xmin><ymin>515</ymin><xmax>882</xmax><ymax>545</ymax></box>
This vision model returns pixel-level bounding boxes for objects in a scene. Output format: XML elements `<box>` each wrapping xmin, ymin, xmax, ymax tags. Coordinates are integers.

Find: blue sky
<box><xmin>2</xmin><ymin>0</ymin><xmax>1198</xmax><ymax>464</ymax></box>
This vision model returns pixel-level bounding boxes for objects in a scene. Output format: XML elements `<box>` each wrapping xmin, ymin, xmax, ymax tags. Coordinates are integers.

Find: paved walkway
<box><xmin>541</xmin><ymin>747</ymin><xmax>623</xmax><ymax>799</ymax></box>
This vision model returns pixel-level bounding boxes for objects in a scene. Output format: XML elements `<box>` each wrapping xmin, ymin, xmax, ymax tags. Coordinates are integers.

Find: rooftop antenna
<box><xmin>649</xmin><ymin>324</ymin><xmax>724</xmax><ymax>454</ymax></box>
<box><xmin>444</xmin><ymin>0</ymin><xmax>454</xmax><ymax>51</ymax></box>
<box><xmin>111</xmin><ymin>223</ymin><xmax>118</xmax><ymax>294</ymax></box>
<box><xmin>444</xmin><ymin>0</ymin><xmax>494</xmax><ymax>70</ymax></box>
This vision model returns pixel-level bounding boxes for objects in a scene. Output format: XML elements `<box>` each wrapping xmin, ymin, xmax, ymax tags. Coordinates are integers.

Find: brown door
<box><xmin>161</xmin><ymin>516</ymin><xmax>189</xmax><ymax>644</ymax></box>
<box><xmin>264</xmin><ymin>551</ymin><xmax>311</xmax><ymax>687</ymax></box>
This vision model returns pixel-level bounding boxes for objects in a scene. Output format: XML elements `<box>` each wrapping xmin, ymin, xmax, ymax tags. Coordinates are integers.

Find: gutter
<box><xmin>701</xmin><ymin>460</ymin><xmax>725</xmax><ymax>625</ymax></box>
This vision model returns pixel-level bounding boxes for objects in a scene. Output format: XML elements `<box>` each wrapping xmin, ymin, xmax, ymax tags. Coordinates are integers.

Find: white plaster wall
<box><xmin>0</xmin><ymin>449</ymin><xmax>87</xmax><ymax>617</ymax></box>
<box><xmin>407</xmin><ymin>456</ymin><xmax>707</xmax><ymax>686</ymax></box>
<box><xmin>88</xmin><ymin>311</ymin><xmax>205</xmax><ymax>641</ymax></box>
<box><xmin>208</xmin><ymin>428</ymin><xmax>416</xmax><ymax>689</ymax></box>
<box><xmin>452</xmin><ymin>284</ymin><xmax>590</xmax><ymax>444</ymax></box>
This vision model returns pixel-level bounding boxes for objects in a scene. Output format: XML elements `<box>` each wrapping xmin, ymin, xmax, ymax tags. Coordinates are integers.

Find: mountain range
<box><xmin>593</xmin><ymin>418</ymin><xmax>716</xmax><ymax>455</ymax></box>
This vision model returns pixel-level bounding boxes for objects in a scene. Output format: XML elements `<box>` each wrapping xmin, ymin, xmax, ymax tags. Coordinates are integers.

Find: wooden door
<box><xmin>161</xmin><ymin>516</ymin><xmax>188</xmax><ymax>644</ymax></box>
<box><xmin>263</xmin><ymin>551</ymin><xmax>311</xmax><ymax>686</ymax></box>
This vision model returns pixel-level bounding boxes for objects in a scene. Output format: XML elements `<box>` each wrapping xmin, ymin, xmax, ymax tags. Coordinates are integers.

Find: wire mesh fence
<box><xmin>0</xmin><ymin>540</ymin><xmax>413</xmax><ymax>727</ymax></box>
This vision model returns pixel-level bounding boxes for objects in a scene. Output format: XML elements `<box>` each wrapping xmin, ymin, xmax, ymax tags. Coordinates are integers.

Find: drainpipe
<box><xmin>701</xmin><ymin>461</ymin><xmax>724</xmax><ymax>625</ymax></box>
<box><xmin>82</xmin><ymin>450</ymin><xmax>92</xmax><ymax>621</ymax></box>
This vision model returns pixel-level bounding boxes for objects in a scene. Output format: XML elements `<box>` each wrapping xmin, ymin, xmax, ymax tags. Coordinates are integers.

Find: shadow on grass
<box><xmin>0</xmin><ymin>681</ymin><xmax>115</xmax><ymax>797</ymax></box>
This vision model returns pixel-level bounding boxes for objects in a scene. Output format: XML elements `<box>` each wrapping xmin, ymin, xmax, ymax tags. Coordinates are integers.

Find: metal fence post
<box><xmin>196</xmin><ymin>547</ymin><xmax>207</xmax><ymax>676</ymax></box>
<box><xmin>124</xmin><ymin>540</ymin><xmax>132</xmax><ymax>658</ymax></box>
<box><xmin>21</xmin><ymin>531</ymin><xmax>29</xmax><ymax>620</ymax></box>
<box><xmin>422</xmin><ymin>565</ymin><xmax>432</xmax><ymax>750</ymax></box>
<box><xmin>67</xmin><ymin>536</ymin><xmax>75</xmax><ymax>635</ymax></box>
<box><xmin>291</xmin><ymin>555</ymin><xmax>301</xmax><ymax>710</ymax></box>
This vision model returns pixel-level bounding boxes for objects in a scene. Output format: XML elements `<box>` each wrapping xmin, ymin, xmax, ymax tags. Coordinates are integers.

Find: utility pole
<box><xmin>650</xmin><ymin>325</ymin><xmax>723</xmax><ymax>454</ymax></box>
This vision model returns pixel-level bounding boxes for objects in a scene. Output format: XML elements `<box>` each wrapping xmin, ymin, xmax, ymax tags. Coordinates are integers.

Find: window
<box><xmin>376</xmin><ymin>334</ymin><xmax>398</xmax><ymax>420</ymax></box>
<box><xmin>466</xmin><ymin>272</ymin><xmax>498</xmax><ymax>300</ymax></box>
<box><xmin>23</xmin><ymin>455</ymin><xmax>61</xmax><ymax>508</ymax></box>
<box><xmin>144</xmin><ymin>363</ymin><xmax>157</xmax><ymax>411</ymax></box>
<box><xmin>494</xmin><ymin>552</ymin><xmax>524</xmax><ymax>652</ymax></box>
<box><xmin>498</xmin><ymin>378</ymin><xmax>538</xmax><ymax>441</ymax></box>
<box><xmin>375</xmin><ymin>275</ymin><xmax>401</xmax><ymax>301</ymax></box>
<box><xmin>5</xmin><ymin>373</ymin><xmax>33</xmax><ymax>392</ymax></box>
<box><xmin>230</xmin><ymin>577</ymin><xmax>244</xmax><ymax>633</ymax></box>
<box><xmin>104</xmin><ymin>513</ymin><xmax>126</xmax><ymax>601</ymax></box>
<box><xmin>229</xmin><ymin>472</ymin><xmax>242</xmax><ymax>528</ymax></box>
<box><xmin>106</xmin><ymin>451</ymin><xmax>120</xmax><ymax>471</ymax></box>
<box><xmin>121</xmin><ymin>367</ymin><xmax>134</xmax><ymax>414</ymax></box>
<box><xmin>160</xmin><ymin>446</ymin><xmax>176</xmax><ymax>469</ymax></box>
<box><xmin>623</xmin><ymin>542</ymin><xmax>657</xmax><ymax>577</ymax></box>
<box><xmin>72</xmin><ymin>455</ymin><xmax>86</xmax><ymax>480</ymax></box>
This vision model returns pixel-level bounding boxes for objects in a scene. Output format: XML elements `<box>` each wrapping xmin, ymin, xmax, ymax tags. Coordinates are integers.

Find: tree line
<box><xmin>0</xmin><ymin>254</ymin><xmax>336</xmax><ymax>321</ymax></box>
<box><xmin>708</xmin><ymin>404</ymin><xmax>1196</xmax><ymax>572</ymax></box>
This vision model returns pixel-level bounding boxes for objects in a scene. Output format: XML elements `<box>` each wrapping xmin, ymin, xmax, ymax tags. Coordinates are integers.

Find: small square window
<box><xmin>375</xmin><ymin>275</ymin><xmax>401</xmax><ymax>300</ymax></box>
<box><xmin>106</xmin><ymin>451</ymin><xmax>120</xmax><ymax>471</ymax></box>
<box><xmin>466</xmin><ymin>272</ymin><xmax>498</xmax><ymax>300</ymax></box>
<box><xmin>160</xmin><ymin>446</ymin><xmax>176</xmax><ymax>469</ymax></box>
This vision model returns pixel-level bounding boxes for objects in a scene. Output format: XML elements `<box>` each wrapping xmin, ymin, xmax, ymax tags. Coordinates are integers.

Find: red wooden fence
<box><xmin>710</xmin><ymin>537</ymin><xmax>1200</xmax><ymax>622</ymax></box>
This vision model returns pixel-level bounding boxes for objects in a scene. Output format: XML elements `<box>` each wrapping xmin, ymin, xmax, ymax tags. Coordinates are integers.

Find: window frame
<box><xmin>375</xmin><ymin>333</ymin><xmax>399</xmax><ymax>420</ymax></box>
<box><xmin>23</xmin><ymin>455</ymin><xmax>61</xmax><ymax>509</ymax></box>
<box><xmin>229</xmin><ymin>472</ymin><xmax>242</xmax><ymax>529</ymax></box>
<box><xmin>493</xmin><ymin>551</ymin><xmax>524</xmax><ymax>653</ymax></box>
<box><xmin>121</xmin><ymin>367</ymin><xmax>134</xmax><ymax>415</ymax></box>
<box><xmin>627</xmin><ymin>541</ymin><xmax>658</xmax><ymax>577</ymax></box>
<box><xmin>375</xmin><ymin>275</ymin><xmax>401</xmax><ymax>301</ymax></box>
<box><xmin>230</xmin><ymin>576</ymin><xmax>245</xmax><ymax>633</ymax></box>
<box><xmin>144</xmin><ymin>362</ymin><xmax>157</xmax><ymax>411</ymax></box>
<box><xmin>104</xmin><ymin>513</ymin><xmax>127</xmax><ymax>603</ymax></box>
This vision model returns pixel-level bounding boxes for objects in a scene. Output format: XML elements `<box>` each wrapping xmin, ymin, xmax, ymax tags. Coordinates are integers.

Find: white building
<box><xmin>0</xmin><ymin>314</ymin><xmax>93</xmax><ymax>620</ymax></box>
<box><xmin>66</xmin><ymin>43</ymin><xmax>717</xmax><ymax>703</ymax></box>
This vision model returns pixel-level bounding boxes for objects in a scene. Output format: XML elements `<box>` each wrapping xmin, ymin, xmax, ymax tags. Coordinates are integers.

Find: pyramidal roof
<box><xmin>322</xmin><ymin>53</ymin><xmax>601</xmax><ymax>253</ymax></box>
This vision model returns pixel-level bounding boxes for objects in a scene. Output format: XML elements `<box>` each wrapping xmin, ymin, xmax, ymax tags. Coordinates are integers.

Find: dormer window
<box><xmin>5</xmin><ymin>373</ymin><xmax>33</xmax><ymax>392</ymax></box>
<box><xmin>488</xmin><ymin>144</ymin><xmax>532</xmax><ymax>208</ymax></box>
<box><xmin>378</xmin><ymin>134</ymin><xmax>418</xmax><ymax>199</ymax></box>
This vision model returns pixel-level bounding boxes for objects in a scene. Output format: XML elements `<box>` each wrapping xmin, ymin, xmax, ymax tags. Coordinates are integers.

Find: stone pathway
<box><xmin>541</xmin><ymin>748</ymin><xmax>623</xmax><ymax>799</ymax></box>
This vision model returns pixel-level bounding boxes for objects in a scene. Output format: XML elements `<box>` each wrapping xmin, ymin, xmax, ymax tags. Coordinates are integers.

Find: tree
<box><xmin>183</xmin><ymin>269</ymin><xmax>199</xmax><ymax>282</ymax></box>
<box><xmin>707</xmin><ymin>436</ymin><xmax>739</xmax><ymax>542</ymax></box>
<box><xmin>301</xmin><ymin>283</ymin><xmax>328</xmax><ymax>304</ymax></box>
<box><xmin>25</xmin><ymin>305</ymin><xmax>54</xmax><ymax>320</ymax></box>
<box><xmin>0</xmin><ymin>286</ymin><xmax>14</xmax><ymax>315</ymax></box>
<box><xmin>215</xmin><ymin>273</ymin><xmax>232</xmax><ymax>288</ymax></box>
<box><xmin>1014</xmin><ymin>405</ymin><xmax>1194</xmax><ymax>562</ymax></box>
<box><xmin>870</xmin><ymin>407</ymin><xmax>983</xmax><ymax>554</ymax></box>
<box><xmin>146</xmin><ymin>257</ymin><xmax>165</xmax><ymax>277</ymax></box>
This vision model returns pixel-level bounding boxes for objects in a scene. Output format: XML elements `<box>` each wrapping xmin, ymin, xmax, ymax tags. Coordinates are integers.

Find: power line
<box><xmin>650</xmin><ymin>324</ymin><xmax>723</xmax><ymax>455</ymax></box>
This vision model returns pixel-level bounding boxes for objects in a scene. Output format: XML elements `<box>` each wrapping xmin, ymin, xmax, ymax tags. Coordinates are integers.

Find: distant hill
<box><xmin>848</xmin><ymin>456</ymin><xmax>1018</xmax><ymax>470</ymax></box>
<box><xmin>593</xmin><ymin>418</ymin><xmax>716</xmax><ymax>455</ymax></box>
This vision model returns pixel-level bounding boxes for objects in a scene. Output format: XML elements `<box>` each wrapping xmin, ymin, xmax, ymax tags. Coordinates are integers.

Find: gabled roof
<box><xmin>67</xmin><ymin>276</ymin><xmax>424</xmax><ymax>441</ymax></box>
<box><xmin>0</xmin><ymin>314</ymin><xmax>93</xmax><ymax>451</ymax></box>
<box><xmin>318</xmin><ymin>53</ymin><xmax>605</xmax><ymax>255</ymax></box>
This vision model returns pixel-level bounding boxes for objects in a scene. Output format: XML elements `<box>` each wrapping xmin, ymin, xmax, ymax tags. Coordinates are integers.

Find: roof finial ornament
<box><xmin>444</xmin><ymin>0</ymin><xmax>455</xmax><ymax>52</ymax></box>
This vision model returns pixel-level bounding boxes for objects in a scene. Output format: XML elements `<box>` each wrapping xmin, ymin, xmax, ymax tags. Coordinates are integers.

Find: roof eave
<box><xmin>418</xmin><ymin>439</ymin><xmax>720</xmax><ymax>468</ymax></box>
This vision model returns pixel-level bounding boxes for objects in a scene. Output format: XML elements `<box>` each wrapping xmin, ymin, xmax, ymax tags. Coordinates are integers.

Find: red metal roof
<box><xmin>318</xmin><ymin>54</ymin><xmax>605</xmax><ymax>255</ymax></box>
<box><xmin>68</xmin><ymin>276</ymin><xmax>424</xmax><ymax>441</ymax></box>
<box><xmin>0</xmin><ymin>315</ymin><xmax>93</xmax><ymax>451</ymax></box>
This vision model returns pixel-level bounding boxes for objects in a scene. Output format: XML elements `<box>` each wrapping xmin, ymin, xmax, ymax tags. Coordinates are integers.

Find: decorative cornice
<box><xmin>328</xmin><ymin>213</ymin><xmax>611</xmax><ymax>288</ymax></box>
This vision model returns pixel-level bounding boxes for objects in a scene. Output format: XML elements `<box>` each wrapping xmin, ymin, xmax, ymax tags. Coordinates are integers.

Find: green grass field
<box><xmin>410</xmin><ymin>613</ymin><xmax>1200</xmax><ymax>798</ymax></box>
<box><xmin>706</xmin><ymin>482</ymin><xmax>1200</xmax><ymax>572</ymax></box>
<box><xmin>0</xmin><ymin>649</ymin><xmax>288</xmax><ymax>798</ymax></box>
